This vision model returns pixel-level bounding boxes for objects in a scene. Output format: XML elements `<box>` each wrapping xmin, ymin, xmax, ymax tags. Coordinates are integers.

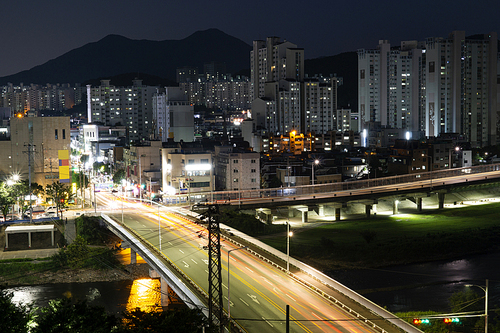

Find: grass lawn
<box><xmin>261</xmin><ymin>202</ymin><xmax>500</xmax><ymax>269</ymax></box>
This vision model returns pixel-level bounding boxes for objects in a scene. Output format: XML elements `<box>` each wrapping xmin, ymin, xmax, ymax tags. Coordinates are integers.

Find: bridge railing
<box><xmin>168</xmin><ymin>163</ymin><xmax>500</xmax><ymax>204</ymax></box>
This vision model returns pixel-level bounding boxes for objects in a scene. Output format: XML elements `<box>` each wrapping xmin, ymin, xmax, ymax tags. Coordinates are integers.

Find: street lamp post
<box><xmin>312</xmin><ymin>159</ymin><xmax>319</xmax><ymax>186</ymax></box>
<box><xmin>465</xmin><ymin>279</ymin><xmax>488</xmax><ymax>333</ymax></box>
<box><xmin>227</xmin><ymin>246</ymin><xmax>247</xmax><ymax>327</ymax></box>
<box><xmin>158</xmin><ymin>202</ymin><xmax>161</xmax><ymax>252</ymax></box>
<box><xmin>287</xmin><ymin>221</ymin><xmax>293</xmax><ymax>272</ymax></box>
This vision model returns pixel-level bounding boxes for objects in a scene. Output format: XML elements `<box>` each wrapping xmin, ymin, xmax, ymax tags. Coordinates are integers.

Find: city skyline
<box><xmin>0</xmin><ymin>0</ymin><xmax>498</xmax><ymax>77</ymax></box>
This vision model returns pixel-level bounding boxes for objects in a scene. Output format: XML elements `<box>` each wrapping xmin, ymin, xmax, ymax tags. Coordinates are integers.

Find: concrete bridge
<box><xmin>211</xmin><ymin>164</ymin><xmax>500</xmax><ymax>223</ymax></box>
<box><xmin>99</xmin><ymin>207</ymin><xmax>423</xmax><ymax>333</ymax></box>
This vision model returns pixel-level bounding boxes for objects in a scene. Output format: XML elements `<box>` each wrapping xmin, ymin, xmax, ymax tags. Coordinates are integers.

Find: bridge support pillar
<box><xmin>130</xmin><ymin>249</ymin><xmax>137</xmax><ymax>265</ymax></box>
<box><xmin>288</xmin><ymin>209</ymin><xmax>294</xmax><ymax>218</ymax></box>
<box><xmin>318</xmin><ymin>205</ymin><xmax>325</xmax><ymax>217</ymax></box>
<box><xmin>335</xmin><ymin>207</ymin><xmax>341</xmax><ymax>221</ymax></box>
<box><xmin>417</xmin><ymin>197</ymin><xmax>423</xmax><ymax>212</ymax></box>
<box><xmin>438</xmin><ymin>193</ymin><xmax>445</xmax><ymax>209</ymax></box>
<box><xmin>365</xmin><ymin>205</ymin><xmax>372</xmax><ymax>218</ymax></box>
<box><xmin>393</xmin><ymin>200</ymin><xmax>399</xmax><ymax>215</ymax></box>
<box><xmin>301</xmin><ymin>210</ymin><xmax>308</xmax><ymax>223</ymax></box>
<box><xmin>161</xmin><ymin>278</ymin><xmax>170</xmax><ymax>307</ymax></box>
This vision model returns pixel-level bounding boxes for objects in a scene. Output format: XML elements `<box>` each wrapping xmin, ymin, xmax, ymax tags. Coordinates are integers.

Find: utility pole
<box><xmin>24</xmin><ymin>143</ymin><xmax>35</xmax><ymax>224</ymax></box>
<box><xmin>193</xmin><ymin>204</ymin><xmax>224</xmax><ymax>332</ymax></box>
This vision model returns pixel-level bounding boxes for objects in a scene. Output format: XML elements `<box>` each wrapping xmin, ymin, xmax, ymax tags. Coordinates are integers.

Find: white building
<box><xmin>358</xmin><ymin>40</ymin><xmax>425</xmax><ymax>135</ymax></box>
<box><xmin>161</xmin><ymin>150</ymin><xmax>214</xmax><ymax>198</ymax></box>
<box><xmin>153</xmin><ymin>87</ymin><xmax>194</xmax><ymax>143</ymax></box>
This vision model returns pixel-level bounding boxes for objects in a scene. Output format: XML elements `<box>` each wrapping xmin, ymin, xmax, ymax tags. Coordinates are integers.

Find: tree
<box><xmin>113</xmin><ymin>169</ymin><xmax>126</xmax><ymax>185</ymax></box>
<box><xmin>32</xmin><ymin>298</ymin><xmax>118</xmax><ymax>333</ymax></box>
<box><xmin>45</xmin><ymin>181</ymin><xmax>74</xmax><ymax>218</ymax></box>
<box><xmin>71</xmin><ymin>171</ymin><xmax>89</xmax><ymax>191</ymax></box>
<box><xmin>0</xmin><ymin>290</ymin><xmax>31</xmax><ymax>333</ymax></box>
<box><xmin>118</xmin><ymin>307</ymin><xmax>216</xmax><ymax>333</ymax></box>
<box><xmin>0</xmin><ymin>182</ymin><xmax>16</xmax><ymax>221</ymax></box>
<box><xmin>10</xmin><ymin>180</ymin><xmax>43</xmax><ymax>216</ymax></box>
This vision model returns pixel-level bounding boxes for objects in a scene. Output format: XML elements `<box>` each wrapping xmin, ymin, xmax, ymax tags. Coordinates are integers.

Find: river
<box><xmin>6</xmin><ymin>278</ymin><xmax>161</xmax><ymax>315</ymax></box>
<box><xmin>329</xmin><ymin>252</ymin><xmax>500</xmax><ymax>313</ymax></box>
<box><xmin>5</xmin><ymin>252</ymin><xmax>499</xmax><ymax>316</ymax></box>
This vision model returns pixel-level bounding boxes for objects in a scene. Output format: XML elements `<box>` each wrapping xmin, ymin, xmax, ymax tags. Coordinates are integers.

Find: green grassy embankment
<box><xmin>260</xmin><ymin>203</ymin><xmax>500</xmax><ymax>269</ymax></box>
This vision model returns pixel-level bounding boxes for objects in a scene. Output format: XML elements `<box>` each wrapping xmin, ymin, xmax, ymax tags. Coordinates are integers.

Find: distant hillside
<box><xmin>0</xmin><ymin>29</ymin><xmax>252</xmax><ymax>85</ymax></box>
<box><xmin>305</xmin><ymin>52</ymin><xmax>357</xmax><ymax>111</ymax></box>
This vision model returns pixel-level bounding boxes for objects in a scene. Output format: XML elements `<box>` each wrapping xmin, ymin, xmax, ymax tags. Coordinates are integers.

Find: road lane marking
<box><xmin>179</xmin><ymin>249</ymin><xmax>184</xmax><ymax>254</ymax></box>
<box><xmin>309</xmin><ymin>302</ymin><xmax>320</xmax><ymax>310</ymax></box>
<box><xmin>182</xmin><ymin>261</ymin><xmax>189</xmax><ymax>268</ymax></box>
<box><xmin>168</xmin><ymin>242</ymin><xmax>172</xmax><ymax>246</ymax></box>
<box><xmin>262</xmin><ymin>317</ymin><xmax>274</xmax><ymax>327</ymax></box>
<box><xmin>247</xmin><ymin>294</ymin><xmax>260</xmax><ymax>304</ymax></box>
<box><xmin>286</xmin><ymin>294</ymin><xmax>296</xmax><ymax>301</ymax></box>
<box><xmin>245</xmin><ymin>267</ymin><xmax>253</xmax><ymax>273</ymax></box>
<box><xmin>205</xmin><ymin>270</ymin><xmax>209</xmax><ymax>274</ymax></box>
<box><xmin>191</xmin><ymin>259</ymin><xmax>197</xmax><ymax>264</ymax></box>
<box><xmin>202</xmin><ymin>259</ymin><xmax>209</xmax><ymax>265</ymax></box>
<box><xmin>222</xmin><ymin>283</ymin><xmax>228</xmax><ymax>289</ymax></box>
<box><xmin>239</xmin><ymin>298</ymin><xmax>249</xmax><ymax>306</ymax></box>
<box><xmin>261</xmin><ymin>277</ymin><xmax>273</xmax><ymax>286</ymax></box>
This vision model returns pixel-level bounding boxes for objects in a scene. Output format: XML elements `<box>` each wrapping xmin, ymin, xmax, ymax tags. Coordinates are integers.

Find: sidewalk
<box><xmin>64</xmin><ymin>217</ymin><xmax>77</xmax><ymax>244</ymax></box>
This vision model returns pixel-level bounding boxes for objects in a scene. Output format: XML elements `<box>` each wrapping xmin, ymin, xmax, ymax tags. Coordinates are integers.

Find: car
<box><xmin>46</xmin><ymin>206</ymin><xmax>57</xmax><ymax>213</ymax></box>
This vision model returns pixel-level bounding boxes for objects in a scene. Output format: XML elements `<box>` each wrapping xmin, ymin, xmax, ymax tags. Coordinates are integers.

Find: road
<box><xmin>97</xmin><ymin>193</ymin><xmax>381</xmax><ymax>333</ymax></box>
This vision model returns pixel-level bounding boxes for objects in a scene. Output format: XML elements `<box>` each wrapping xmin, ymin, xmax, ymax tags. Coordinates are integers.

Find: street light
<box><xmin>465</xmin><ymin>279</ymin><xmax>488</xmax><ymax>333</ymax></box>
<box><xmin>158</xmin><ymin>202</ymin><xmax>162</xmax><ymax>252</ymax></box>
<box><xmin>227</xmin><ymin>246</ymin><xmax>247</xmax><ymax>327</ymax></box>
<box><xmin>312</xmin><ymin>159</ymin><xmax>319</xmax><ymax>186</ymax></box>
<box><xmin>287</xmin><ymin>221</ymin><xmax>293</xmax><ymax>272</ymax></box>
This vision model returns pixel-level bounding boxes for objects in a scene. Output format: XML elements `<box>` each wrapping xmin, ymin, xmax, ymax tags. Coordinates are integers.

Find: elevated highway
<box><xmin>96</xmin><ymin>195</ymin><xmax>422</xmax><ymax>333</ymax></box>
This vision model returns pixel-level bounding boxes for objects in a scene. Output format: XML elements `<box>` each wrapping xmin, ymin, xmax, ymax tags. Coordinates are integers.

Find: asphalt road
<box><xmin>98</xmin><ymin>194</ymin><xmax>380</xmax><ymax>333</ymax></box>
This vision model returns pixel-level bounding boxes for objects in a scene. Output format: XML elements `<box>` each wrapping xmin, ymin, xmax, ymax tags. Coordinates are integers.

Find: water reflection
<box><xmin>6</xmin><ymin>279</ymin><xmax>162</xmax><ymax>316</ymax></box>
<box><xmin>126</xmin><ymin>278</ymin><xmax>161</xmax><ymax>312</ymax></box>
<box><xmin>330</xmin><ymin>252</ymin><xmax>500</xmax><ymax>312</ymax></box>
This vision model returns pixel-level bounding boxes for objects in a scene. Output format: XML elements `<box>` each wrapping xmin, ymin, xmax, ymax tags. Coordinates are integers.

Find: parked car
<box><xmin>45</xmin><ymin>206</ymin><xmax>57</xmax><ymax>213</ymax></box>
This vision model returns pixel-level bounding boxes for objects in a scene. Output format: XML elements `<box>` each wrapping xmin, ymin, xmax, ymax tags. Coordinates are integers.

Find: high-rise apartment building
<box><xmin>250</xmin><ymin>37</ymin><xmax>339</xmax><ymax>136</ymax></box>
<box><xmin>425</xmin><ymin>31</ymin><xmax>498</xmax><ymax>146</ymax></box>
<box><xmin>358</xmin><ymin>31</ymin><xmax>499</xmax><ymax>147</ymax></box>
<box><xmin>87</xmin><ymin>79</ymin><xmax>158</xmax><ymax>143</ymax></box>
<box><xmin>358</xmin><ymin>40</ymin><xmax>425</xmax><ymax>134</ymax></box>
<box><xmin>250</xmin><ymin>37</ymin><xmax>304</xmax><ymax>102</ymax></box>
<box><xmin>304</xmin><ymin>77</ymin><xmax>338</xmax><ymax>134</ymax></box>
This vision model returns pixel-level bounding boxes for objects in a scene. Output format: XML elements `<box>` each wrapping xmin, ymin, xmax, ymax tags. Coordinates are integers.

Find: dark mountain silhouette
<box><xmin>0</xmin><ymin>29</ymin><xmax>252</xmax><ymax>85</ymax></box>
<box><xmin>305</xmin><ymin>51</ymin><xmax>358</xmax><ymax>111</ymax></box>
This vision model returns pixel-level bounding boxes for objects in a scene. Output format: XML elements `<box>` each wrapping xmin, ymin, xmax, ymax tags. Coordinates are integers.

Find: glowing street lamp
<box><xmin>312</xmin><ymin>159</ymin><xmax>319</xmax><ymax>186</ymax></box>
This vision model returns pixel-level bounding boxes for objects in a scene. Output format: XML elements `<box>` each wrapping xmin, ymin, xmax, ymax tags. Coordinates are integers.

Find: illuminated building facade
<box><xmin>358</xmin><ymin>31</ymin><xmax>499</xmax><ymax>147</ymax></box>
<box><xmin>87</xmin><ymin>79</ymin><xmax>158</xmax><ymax>143</ymax></box>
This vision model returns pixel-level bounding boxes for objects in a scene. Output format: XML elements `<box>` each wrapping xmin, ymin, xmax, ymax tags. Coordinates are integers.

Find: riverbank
<box><xmin>0</xmin><ymin>254</ymin><xmax>151</xmax><ymax>287</ymax></box>
<box><xmin>259</xmin><ymin>201</ymin><xmax>500</xmax><ymax>270</ymax></box>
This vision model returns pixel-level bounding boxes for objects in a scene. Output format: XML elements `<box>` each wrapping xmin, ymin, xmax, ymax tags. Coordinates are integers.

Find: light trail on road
<box><xmin>97</xmin><ymin>192</ymin><xmax>380</xmax><ymax>333</ymax></box>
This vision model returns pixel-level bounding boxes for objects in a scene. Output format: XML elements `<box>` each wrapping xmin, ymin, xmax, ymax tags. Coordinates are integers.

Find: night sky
<box><xmin>0</xmin><ymin>0</ymin><xmax>498</xmax><ymax>77</ymax></box>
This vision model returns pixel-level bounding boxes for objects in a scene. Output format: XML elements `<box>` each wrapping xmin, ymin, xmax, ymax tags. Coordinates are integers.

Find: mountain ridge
<box><xmin>0</xmin><ymin>29</ymin><xmax>252</xmax><ymax>85</ymax></box>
